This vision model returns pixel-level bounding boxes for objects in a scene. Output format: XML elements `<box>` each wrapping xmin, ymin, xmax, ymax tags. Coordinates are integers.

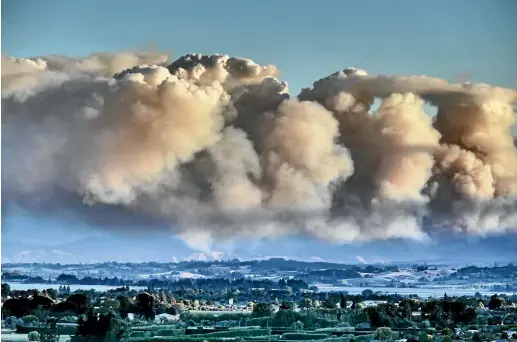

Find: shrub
<box><xmin>354</xmin><ymin>334</ymin><xmax>374</xmax><ymax>342</ymax></box>
<box><xmin>355</xmin><ymin>323</ymin><xmax>371</xmax><ymax>330</ymax></box>
<box><xmin>180</xmin><ymin>312</ymin><xmax>250</xmax><ymax>323</ymax></box>
<box><xmin>28</xmin><ymin>331</ymin><xmax>40</xmax><ymax>341</ymax></box>
<box><xmin>16</xmin><ymin>325</ymin><xmax>77</xmax><ymax>335</ymax></box>
<box><xmin>130</xmin><ymin>331</ymin><xmax>147</xmax><ymax>338</ymax></box>
<box><xmin>130</xmin><ymin>338</ymin><xmax>251</xmax><ymax>342</ymax></box>
<box><xmin>5</xmin><ymin>316</ymin><xmax>19</xmax><ymax>328</ymax></box>
<box><xmin>157</xmin><ymin>329</ymin><xmax>186</xmax><ymax>336</ymax></box>
<box><xmin>320</xmin><ymin>337</ymin><xmax>354</xmax><ymax>342</ymax></box>
<box><xmin>247</xmin><ymin>317</ymin><xmax>271</xmax><ymax>327</ymax></box>
<box><xmin>418</xmin><ymin>320</ymin><xmax>431</xmax><ymax>329</ymax></box>
<box><xmin>22</xmin><ymin>315</ymin><xmax>40</xmax><ymax>326</ymax></box>
<box><xmin>132</xmin><ymin>319</ymin><xmax>149</xmax><ymax>326</ymax></box>
<box><xmin>198</xmin><ymin>329</ymin><xmax>268</xmax><ymax>338</ymax></box>
<box><xmin>131</xmin><ymin>325</ymin><xmax>180</xmax><ymax>331</ymax></box>
<box><xmin>374</xmin><ymin>327</ymin><xmax>393</xmax><ymax>341</ymax></box>
<box><xmin>315</xmin><ymin>327</ymin><xmax>355</xmax><ymax>333</ymax></box>
<box><xmin>441</xmin><ymin>327</ymin><xmax>454</xmax><ymax>337</ymax></box>
<box><xmin>418</xmin><ymin>331</ymin><xmax>431</xmax><ymax>342</ymax></box>
<box><xmin>61</xmin><ymin>316</ymin><xmax>79</xmax><ymax>323</ymax></box>
<box><xmin>229</xmin><ymin>326</ymin><xmax>261</xmax><ymax>330</ymax></box>
<box><xmin>292</xmin><ymin>321</ymin><xmax>304</xmax><ymax>330</ymax></box>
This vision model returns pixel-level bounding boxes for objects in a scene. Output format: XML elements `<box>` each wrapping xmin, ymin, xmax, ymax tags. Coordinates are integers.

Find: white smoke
<box><xmin>2</xmin><ymin>51</ymin><xmax>517</xmax><ymax>250</ymax></box>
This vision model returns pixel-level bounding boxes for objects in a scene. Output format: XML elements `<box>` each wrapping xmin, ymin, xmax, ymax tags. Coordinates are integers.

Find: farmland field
<box><xmin>317</xmin><ymin>285</ymin><xmax>516</xmax><ymax>297</ymax></box>
<box><xmin>0</xmin><ymin>333</ymin><xmax>71</xmax><ymax>342</ymax></box>
<box><xmin>7</xmin><ymin>283</ymin><xmax>146</xmax><ymax>292</ymax></box>
<box><xmin>187</xmin><ymin>310</ymin><xmax>251</xmax><ymax>315</ymax></box>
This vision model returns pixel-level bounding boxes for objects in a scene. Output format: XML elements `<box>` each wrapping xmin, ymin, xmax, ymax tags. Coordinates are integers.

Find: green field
<box><xmin>0</xmin><ymin>333</ymin><xmax>71</xmax><ymax>342</ymax></box>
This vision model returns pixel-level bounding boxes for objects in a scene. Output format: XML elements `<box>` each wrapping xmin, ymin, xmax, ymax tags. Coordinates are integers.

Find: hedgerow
<box><xmin>281</xmin><ymin>332</ymin><xmax>328</xmax><ymax>340</ymax></box>
<box><xmin>195</xmin><ymin>329</ymin><xmax>268</xmax><ymax>338</ymax></box>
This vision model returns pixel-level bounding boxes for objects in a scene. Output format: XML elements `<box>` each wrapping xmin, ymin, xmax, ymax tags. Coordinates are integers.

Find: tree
<box><xmin>168</xmin><ymin>293</ymin><xmax>176</xmax><ymax>304</ymax></box>
<box><xmin>1</xmin><ymin>283</ymin><xmax>11</xmax><ymax>298</ymax></box>
<box><xmin>51</xmin><ymin>301</ymin><xmax>77</xmax><ymax>314</ymax></box>
<box><xmin>252</xmin><ymin>303</ymin><xmax>273</xmax><ymax>318</ymax></box>
<box><xmin>456</xmin><ymin>307</ymin><xmax>477</xmax><ymax>324</ymax></box>
<box><xmin>56</xmin><ymin>274</ymin><xmax>78</xmax><ymax>283</ymax></box>
<box><xmin>77</xmin><ymin>309</ymin><xmax>128</xmax><ymax>342</ymax></box>
<box><xmin>488</xmin><ymin>294</ymin><xmax>505</xmax><ymax>310</ymax></box>
<box><xmin>116</xmin><ymin>295</ymin><xmax>134</xmax><ymax>319</ymax></box>
<box><xmin>167</xmin><ymin>304</ymin><xmax>180</xmax><ymax>316</ymax></box>
<box><xmin>43</xmin><ymin>289</ymin><xmax>58</xmax><ymax>300</ymax></box>
<box><xmin>31</xmin><ymin>295</ymin><xmax>54</xmax><ymax>310</ymax></box>
<box><xmin>279</xmin><ymin>301</ymin><xmax>294</xmax><ymax>310</ymax></box>
<box><xmin>300</xmin><ymin>298</ymin><xmax>313</xmax><ymax>309</ymax></box>
<box><xmin>136</xmin><ymin>292</ymin><xmax>155</xmax><ymax>321</ymax></box>
<box><xmin>340</xmin><ymin>293</ymin><xmax>347</xmax><ymax>309</ymax></box>
<box><xmin>362</xmin><ymin>289</ymin><xmax>374</xmax><ymax>299</ymax></box>
<box><xmin>100</xmin><ymin>299</ymin><xmax>120</xmax><ymax>314</ymax></box>
<box><xmin>3</xmin><ymin>298</ymin><xmax>32</xmax><ymax>317</ymax></box>
<box><xmin>365</xmin><ymin>306</ymin><xmax>390</xmax><ymax>328</ymax></box>
<box><xmin>274</xmin><ymin>309</ymin><xmax>297</xmax><ymax>327</ymax></box>
<box><xmin>65</xmin><ymin>293</ymin><xmax>90</xmax><ymax>314</ymax></box>
<box><xmin>399</xmin><ymin>299</ymin><xmax>412</xmax><ymax>320</ymax></box>
<box><xmin>322</xmin><ymin>299</ymin><xmax>336</xmax><ymax>309</ymax></box>
<box><xmin>472</xmin><ymin>332</ymin><xmax>482</xmax><ymax>342</ymax></box>
<box><xmin>351</xmin><ymin>296</ymin><xmax>359</xmax><ymax>310</ymax></box>
<box><xmin>159</xmin><ymin>292</ymin><xmax>167</xmax><ymax>303</ymax></box>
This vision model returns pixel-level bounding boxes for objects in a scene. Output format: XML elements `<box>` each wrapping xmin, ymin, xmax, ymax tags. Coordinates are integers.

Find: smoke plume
<box><xmin>2</xmin><ymin>51</ymin><xmax>517</xmax><ymax>250</ymax></box>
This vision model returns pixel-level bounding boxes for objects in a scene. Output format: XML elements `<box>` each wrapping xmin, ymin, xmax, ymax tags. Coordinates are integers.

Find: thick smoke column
<box><xmin>429</xmin><ymin>86</ymin><xmax>517</xmax><ymax>234</ymax></box>
<box><xmin>374</xmin><ymin>93</ymin><xmax>440</xmax><ymax>201</ymax></box>
<box><xmin>2</xmin><ymin>51</ymin><xmax>517</xmax><ymax>250</ymax></box>
<box><xmin>263</xmin><ymin>99</ymin><xmax>353</xmax><ymax>211</ymax></box>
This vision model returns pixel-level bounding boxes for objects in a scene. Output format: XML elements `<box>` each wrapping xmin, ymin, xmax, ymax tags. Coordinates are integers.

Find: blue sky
<box><xmin>2</xmin><ymin>0</ymin><xmax>517</xmax><ymax>260</ymax></box>
<box><xmin>3</xmin><ymin>0</ymin><xmax>517</xmax><ymax>93</ymax></box>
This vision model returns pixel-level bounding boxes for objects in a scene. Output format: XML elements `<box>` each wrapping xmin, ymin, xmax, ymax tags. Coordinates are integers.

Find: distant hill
<box><xmin>2</xmin><ymin>229</ymin><xmax>517</xmax><ymax>264</ymax></box>
<box><xmin>1</xmin><ymin>234</ymin><xmax>193</xmax><ymax>263</ymax></box>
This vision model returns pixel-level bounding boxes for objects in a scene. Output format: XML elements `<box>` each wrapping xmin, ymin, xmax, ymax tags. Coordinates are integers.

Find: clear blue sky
<box><xmin>2</xmin><ymin>0</ymin><xmax>517</xmax><ymax>259</ymax></box>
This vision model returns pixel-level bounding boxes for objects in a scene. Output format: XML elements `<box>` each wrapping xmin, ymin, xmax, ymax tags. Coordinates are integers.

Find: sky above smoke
<box><xmin>2</xmin><ymin>51</ymin><xmax>517</xmax><ymax>252</ymax></box>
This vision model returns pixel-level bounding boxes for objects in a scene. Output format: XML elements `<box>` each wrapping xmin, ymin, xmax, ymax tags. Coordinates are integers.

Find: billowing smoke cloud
<box><xmin>2</xmin><ymin>51</ymin><xmax>517</xmax><ymax>251</ymax></box>
<box><xmin>2</xmin><ymin>51</ymin><xmax>170</xmax><ymax>92</ymax></box>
